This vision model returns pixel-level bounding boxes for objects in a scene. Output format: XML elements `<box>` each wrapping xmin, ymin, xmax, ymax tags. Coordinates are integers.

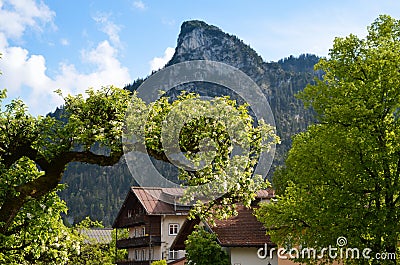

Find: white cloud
<box><xmin>149</xmin><ymin>47</ymin><xmax>175</xmax><ymax>73</ymax></box>
<box><xmin>133</xmin><ymin>0</ymin><xmax>146</xmax><ymax>10</ymax></box>
<box><xmin>93</xmin><ymin>13</ymin><xmax>122</xmax><ymax>47</ymax></box>
<box><xmin>0</xmin><ymin>0</ymin><xmax>55</xmax><ymax>40</ymax></box>
<box><xmin>0</xmin><ymin>1</ymin><xmax>131</xmax><ymax>115</ymax></box>
<box><xmin>0</xmin><ymin>32</ymin><xmax>8</xmax><ymax>48</ymax></box>
<box><xmin>0</xmin><ymin>40</ymin><xmax>131</xmax><ymax>115</ymax></box>
<box><xmin>161</xmin><ymin>18</ymin><xmax>176</xmax><ymax>27</ymax></box>
<box><xmin>64</xmin><ymin>40</ymin><xmax>130</xmax><ymax>91</ymax></box>
<box><xmin>60</xmin><ymin>38</ymin><xmax>69</xmax><ymax>46</ymax></box>
<box><xmin>0</xmin><ymin>46</ymin><xmax>50</xmax><ymax>91</ymax></box>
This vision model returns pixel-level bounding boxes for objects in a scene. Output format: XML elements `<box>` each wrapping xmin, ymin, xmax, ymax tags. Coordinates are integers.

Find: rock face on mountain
<box><xmin>168</xmin><ymin>20</ymin><xmax>265</xmax><ymax>80</ymax></box>
<box><xmin>60</xmin><ymin>20</ymin><xmax>320</xmax><ymax>226</ymax></box>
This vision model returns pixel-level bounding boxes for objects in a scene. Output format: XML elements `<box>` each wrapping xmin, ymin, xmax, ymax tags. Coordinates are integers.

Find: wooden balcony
<box><xmin>116</xmin><ymin>235</ymin><xmax>162</xmax><ymax>249</ymax></box>
<box><xmin>117</xmin><ymin>215</ymin><xmax>146</xmax><ymax>228</ymax></box>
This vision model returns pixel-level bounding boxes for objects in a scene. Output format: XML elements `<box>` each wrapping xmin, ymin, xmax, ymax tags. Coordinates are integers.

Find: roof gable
<box><xmin>113</xmin><ymin>187</ymin><xmax>190</xmax><ymax>228</ymax></box>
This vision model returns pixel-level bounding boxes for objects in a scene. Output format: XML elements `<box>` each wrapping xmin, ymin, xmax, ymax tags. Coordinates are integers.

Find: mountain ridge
<box><xmin>59</xmin><ymin>20</ymin><xmax>320</xmax><ymax>226</ymax></box>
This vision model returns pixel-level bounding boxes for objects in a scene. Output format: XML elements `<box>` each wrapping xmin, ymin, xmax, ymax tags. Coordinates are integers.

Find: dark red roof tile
<box><xmin>212</xmin><ymin>205</ymin><xmax>273</xmax><ymax>247</ymax></box>
<box><xmin>171</xmin><ymin>194</ymin><xmax>275</xmax><ymax>250</ymax></box>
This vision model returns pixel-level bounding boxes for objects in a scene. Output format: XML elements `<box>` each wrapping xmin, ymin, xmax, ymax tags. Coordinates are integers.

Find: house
<box><xmin>169</xmin><ymin>192</ymin><xmax>343</xmax><ymax>265</ymax></box>
<box><xmin>113</xmin><ymin>187</ymin><xmax>344</xmax><ymax>265</ymax></box>
<box><xmin>112</xmin><ymin>187</ymin><xmax>191</xmax><ymax>265</ymax></box>
<box><xmin>170</xmin><ymin>190</ymin><xmax>280</xmax><ymax>265</ymax></box>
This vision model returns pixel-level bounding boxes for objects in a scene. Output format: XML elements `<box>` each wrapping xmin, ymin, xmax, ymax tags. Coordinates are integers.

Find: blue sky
<box><xmin>0</xmin><ymin>0</ymin><xmax>400</xmax><ymax>115</ymax></box>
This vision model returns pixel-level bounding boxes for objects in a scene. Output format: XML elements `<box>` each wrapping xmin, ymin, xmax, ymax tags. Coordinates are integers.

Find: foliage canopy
<box><xmin>256</xmin><ymin>15</ymin><xmax>400</xmax><ymax>265</ymax></box>
<box><xmin>0</xmin><ymin>86</ymin><xmax>131</xmax><ymax>235</ymax></box>
<box><xmin>0</xmin><ymin>72</ymin><xmax>277</xmax><ymax>262</ymax></box>
<box><xmin>185</xmin><ymin>225</ymin><xmax>230</xmax><ymax>265</ymax></box>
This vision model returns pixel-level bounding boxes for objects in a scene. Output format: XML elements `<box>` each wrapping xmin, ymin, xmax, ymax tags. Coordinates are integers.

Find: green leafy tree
<box><xmin>75</xmin><ymin>216</ymin><xmax>105</xmax><ymax>229</ymax></box>
<box><xmin>0</xmin><ymin>86</ymin><xmax>131</xmax><ymax>235</ymax></box>
<box><xmin>110</xmin><ymin>228</ymin><xmax>129</xmax><ymax>262</ymax></box>
<box><xmin>185</xmin><ymin>226</ymin><xmax>230</xmax><ymax>265</ymax></box>
<box><xmin>1</xmin><ymin>86</ymin><xmax>277</xmax><ymax>234</ymax></box>
<box><xmin>0</xmin><ymin>59</ymin><xmax>277</xmax><ymax>262</ymax></box>
<box><xmin>0</xmin><ymin>185</ymin><xmax>80</xmax><ymax>264</ymax></box>
<box><xmin>68</xmin><ymin>217</ymin><xmax>127</xmax><ymax>265</ymax></box>
<box><xmin>256</xmin><ymin>15</ymin><xmax>400</xmax><ymax>265</ymax></box>
<box><xmin>0</xmin><ymin>85</ymin><xmax>131</xmax><ymax>264</ymax></box>
<box><xmin>124</xmin><ymin>92</ymin><xmax>279</xmax><ymax>222</ymax></box>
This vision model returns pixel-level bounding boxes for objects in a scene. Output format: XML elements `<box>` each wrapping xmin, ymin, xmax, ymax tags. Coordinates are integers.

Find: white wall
<box><xmin>152</xmin><ymin>246</ymin><xmax>162</xmax><ymax>260</ymax></box>
<box><xmin>126</xmin><ymin>215</ymin><xmax>188</xmax><ymax>262</ymax></box>
<box><xmin>230</xmin><ymin>247</ymin><xmax>278</xmax><ymax>265</ymax></box>
<box><xmin>127</xmin><ymin>246</ymin><xmax>162</xmax><ymax>261</ymax></box>
<box><xmin>160</xmin><ymin>215</ymin><xmax>187</xmax><ymax>261</ymax></box>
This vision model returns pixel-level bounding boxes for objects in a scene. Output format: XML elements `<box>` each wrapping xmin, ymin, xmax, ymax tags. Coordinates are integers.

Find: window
<box><xmin>142</xmin><ymin>226</ymin><xmax>146</xmax><ymax>236</ymax></box>
<box><xmin>169</xmin><ymin>223</ymin><xmax>179</xmax><ymax>235</ymax></box>
<box><xmin>141</xmin><ymin>249</ymin><xmax>146</xmax><ymax>260</ymax></box>
<box><xmin>169</xmin><ymin>249</ymin><xmax>179</xmax><ymax>260</ymax></box>
<box><xmin>135</xmin><ymin>249</ymin><xmax>140</xmax><ymax>260</ymax></box>
<box><xmin>127</xmin><ymin>209</ymin><xmax>132</xmax><ymax>218</ymax></box>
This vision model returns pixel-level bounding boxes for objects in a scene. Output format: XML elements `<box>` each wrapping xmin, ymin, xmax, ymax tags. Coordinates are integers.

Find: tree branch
<box><xmin>0</xmin><ymin>147</ymin><xmax>125</xmax><ymax>234</ymax></box>
<box><xmin>65</xmin><ymin>149</ymin><xmax>124</xmax><ymax>166</ymax></box>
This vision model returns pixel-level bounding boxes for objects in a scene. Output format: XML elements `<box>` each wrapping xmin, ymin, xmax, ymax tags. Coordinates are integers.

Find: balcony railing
<box><xmin>116</xmin><ymin>235</ymin><xmax>162</xmax><ymax>249</ymax></box>
<box><xmin>116</xmin><ymin>215</ymin><xmax>146</xmax><ymax>227</ymax></box>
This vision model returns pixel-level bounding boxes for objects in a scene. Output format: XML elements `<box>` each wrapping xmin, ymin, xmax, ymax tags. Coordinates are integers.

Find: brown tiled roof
<box><xmin>113</xmin><ymin>187</ymin><xmax>191</xmax><ymax>228</ymax></box>
<box><xmin>125</xmin><ymin>187</ymin><xmax>273</xmax><ymax>216</ymax></box>
<box><xmin>171</xmin><ymin>193</ymin><xmax>275</xmax><ymax>250</ymax></box>
<box><xmin>131</xmin><ymin>187</ymin><xmax>189</xmax><ymax>215</ymax></box>
<box><xmin>211</xmin><ymin>205</ymin><xmax>273</xmax><ymax>247</ymax></box>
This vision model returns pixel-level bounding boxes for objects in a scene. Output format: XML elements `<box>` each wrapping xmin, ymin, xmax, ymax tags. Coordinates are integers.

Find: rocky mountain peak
<box><xmin>179</xmin><ymin>20</ymin><xmax>222</xmax><ymax>39</ymax></box>
<box><xmin>167</xmin><ymin>20</ymin><xmax>265</xmax><ymax>79</ymax></box>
